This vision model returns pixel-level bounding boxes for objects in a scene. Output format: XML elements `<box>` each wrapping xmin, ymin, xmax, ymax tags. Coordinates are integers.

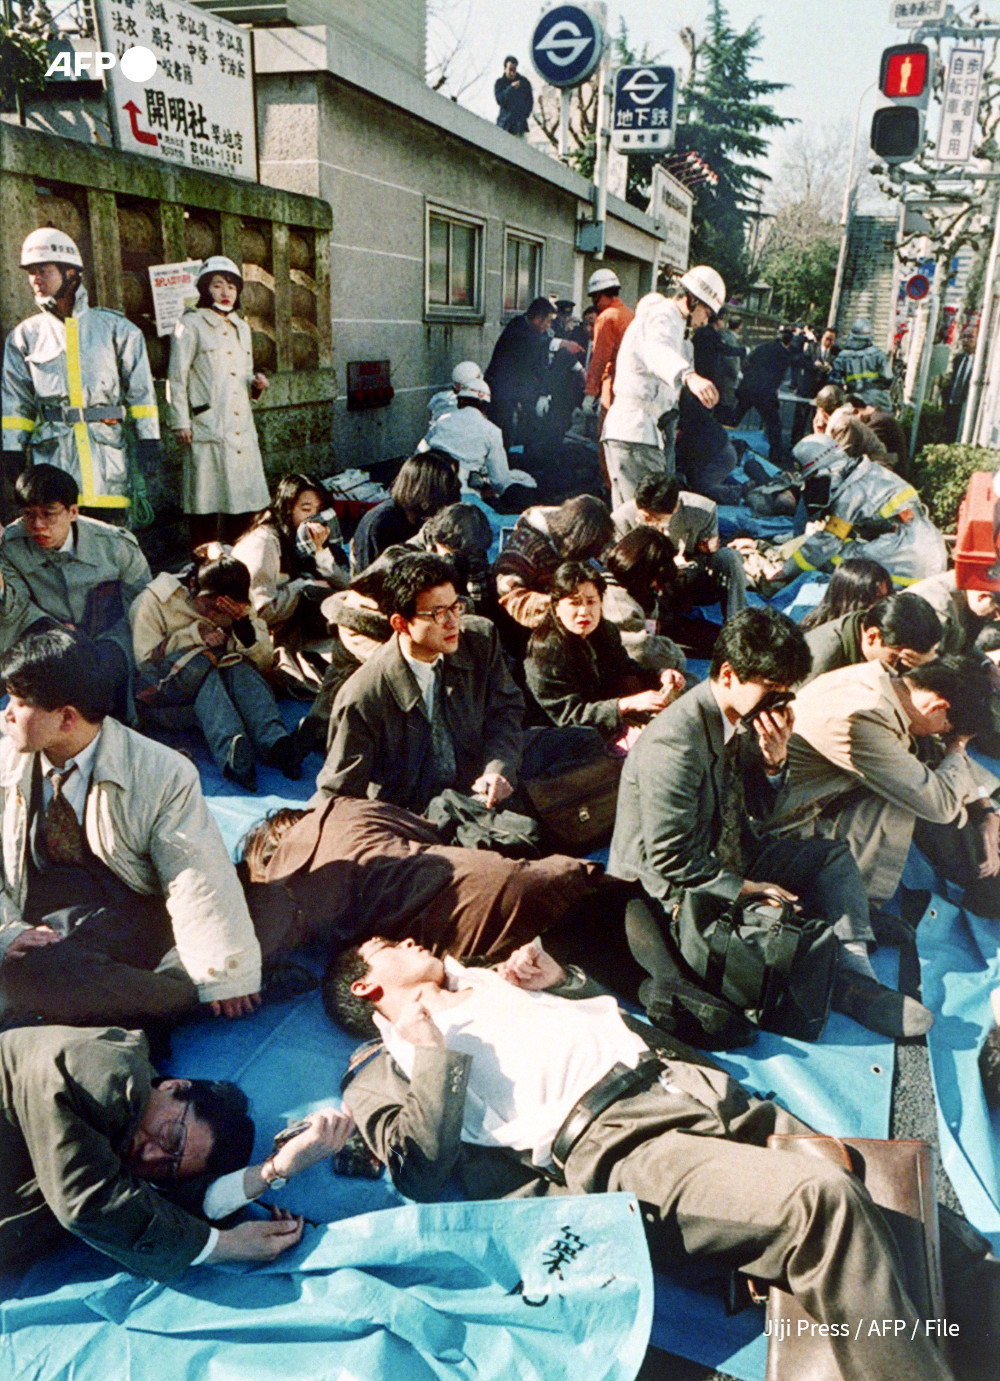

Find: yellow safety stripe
<box><xmin>825</xmin><ymin>514</ymin><xmax>853</xmax><ymax>541</ymax></box>
<box><xmin>879</xmin><ymin>486</ymin><xmax>918</xmax><ymax>520</ymax></box>
<box><xmin>2</xmin><ymin>416</ymin><xmax>35</xmax><ymax>432</ymax></box>
<box><xmin>129</xmin><ymin>404</ymin><xmax>157</xmax><ymax>419</ymax></box>
<box><xmin>64</xmin><ymin>317</ymin><xmax>100</xmax><ymax>509</ymax></box>
<box><xmin>792</xmin><ymin>546</ymin><xmax>818</xmax><ymax>573</ymax></box>
<box><xmin>80</xmin><ymin>494</ymin><xmax>130</xmax><ymax>508</ymax></box>
<box><xmin>891</xmin><ymin>572</ymin><xmax>917</xmax><ymax>587</ymax></box>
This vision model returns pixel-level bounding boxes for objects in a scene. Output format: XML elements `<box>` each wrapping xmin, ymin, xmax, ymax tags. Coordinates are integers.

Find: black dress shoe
<box><xmin>979</xmin><ymin>1027</ymin><xmax>1000</xmax><ymax>1109</ymax></box>
<box><xmin>266</xmin><ymin>734</ymin><xmax>306</xmax><ymax>782</ymax></box>
<box><xmin>832</xmin><ymin>970</ymin><xmax>933</xmax><ymax>1039</ymax></box>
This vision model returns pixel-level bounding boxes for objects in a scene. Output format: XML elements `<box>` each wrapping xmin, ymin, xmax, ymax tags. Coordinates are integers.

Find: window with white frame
<box><xmin>503</xmin><ymin>231</ymin><xmax>543</xmax><ymax>313</ymax></box>
<box><xmin>426</xmin><ymin>207</ymin><xmax>484</xmax><ymax>318</ymax></box>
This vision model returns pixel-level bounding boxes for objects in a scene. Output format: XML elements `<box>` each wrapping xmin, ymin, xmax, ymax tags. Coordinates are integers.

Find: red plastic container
<box><xmin>954</xmin><ymin>471</ymin><xmax>1000</xmax><ymax>591</ymax></box>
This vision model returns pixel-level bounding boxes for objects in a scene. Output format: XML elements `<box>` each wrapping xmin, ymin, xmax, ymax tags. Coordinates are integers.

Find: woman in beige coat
<box><xmin>167</xmin><ymin>257</ymin><xmax>271</xmax><ymax>547</ymax></box>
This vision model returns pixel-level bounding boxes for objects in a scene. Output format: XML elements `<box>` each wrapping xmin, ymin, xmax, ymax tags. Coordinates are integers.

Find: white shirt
<box><xmin>400</xmin><ymin>643</ymin><xmax>441</xmax><ymax>718</ymax></box>
<box><xmin>378</xmin><ymin>959</ymin><xmax>647</xmax><ymax>1168</ymax></box>
<box><xmin>40</xmin><ymin>729</ymin><xmax>101</xmax><ymax>822</ymax></box>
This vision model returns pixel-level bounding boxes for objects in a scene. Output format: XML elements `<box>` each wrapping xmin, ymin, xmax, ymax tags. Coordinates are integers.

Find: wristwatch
<box><xmin>261</xmin><ymin>1155</ymin><xmax>288</xmax><ymax>1191</ymax></box>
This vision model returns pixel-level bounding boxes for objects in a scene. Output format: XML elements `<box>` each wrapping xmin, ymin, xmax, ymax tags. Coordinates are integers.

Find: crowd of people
<box><xmin>3</xmin><ymin>228</ymin><xmax>1000</xmax><ymax>1381</ymax></box>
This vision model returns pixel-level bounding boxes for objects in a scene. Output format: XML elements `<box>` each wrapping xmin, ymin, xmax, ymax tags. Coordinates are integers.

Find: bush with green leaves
<box><xmin>0</xmin><ymin>17</ymin><xmax>49</xmax><ymax>111</ymax></box>
<box><xmin>912</xmin><ymin>444</ymin><xmax>997</xmax><ymax>532</ymax></box>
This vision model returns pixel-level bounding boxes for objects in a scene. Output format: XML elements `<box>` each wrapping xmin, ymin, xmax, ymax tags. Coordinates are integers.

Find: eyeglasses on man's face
<box><xmin>412</xmin><ymin>597</ymin><xmax>469</xmax><ymax>626</ymax></box>
<box><xmin>156</xmin><ymin>1099</ymin><xmax>191</xmax><ymax>1180</ymax></box>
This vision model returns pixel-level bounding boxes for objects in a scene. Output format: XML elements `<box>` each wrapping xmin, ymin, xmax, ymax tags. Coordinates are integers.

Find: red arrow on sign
<box><xmin>123</xmin><ymin>100</ymin><xmax>158</xmax><ymax>147</ymax></box>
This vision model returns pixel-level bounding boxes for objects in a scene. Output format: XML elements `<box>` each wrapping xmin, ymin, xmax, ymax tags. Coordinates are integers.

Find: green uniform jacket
<box><xmin>0</xmin><ymin>1025</ymin><xmax>210</xmax><ymax>1279</ymax></box>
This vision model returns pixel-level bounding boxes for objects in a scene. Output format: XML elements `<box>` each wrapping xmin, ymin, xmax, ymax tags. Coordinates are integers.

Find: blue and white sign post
<box><xmin>611</xmin><ymin>66</ymin><xmax>677</xmax><ymax>154</ymax></box>
<box><xmin>530</xmin><ymin>4</ymin><xmax>605</xmax><ymax>87</ymax></box>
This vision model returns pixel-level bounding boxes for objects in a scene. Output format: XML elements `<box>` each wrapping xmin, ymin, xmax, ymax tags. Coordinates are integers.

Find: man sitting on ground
<box><xmin>612</xmin><ymin>473</ymin><xmax>747</xmax><ymax>621</ymax></box>
<box><xmin>329</xmin><ymin>937</ymin><xmax>968</xmax><ymax>1381</ymax></box>
<box><xmin>493</xmin><ymin>494</ymin><xmax>614</xmax><ymax>631</ymax></box>
<box><xmin>803</xmin><ymin>591</ymin><xmax>942</xmax><ymax>681</ymax></box>
<box><xmin>0</xmin><ymin>463</ymin><xmax>152</xmax><ymax>715</ymax></box>
<box><xmin>0</xmin><ymin>630</ymin><xmax>264</xmax><ymax>1029</ymax></box>
<box><xmin>773</xmin><ymin>654</ymin><xmax>1000</xmax><ymax>921</ymax></box>
<box><xmin>315</xmin><ymin>553</ymin><xmax>523</xmax><ymax>815</ymax></box>
<box><xmin>607</xmin><ymin>607</ymin><xmax>931</xmax><ymax>1037</ymax></box>
<box><xmin>0</xmin><ymin>1023</ymin><xmax>351</xmax><ymax>1279</ymax></box>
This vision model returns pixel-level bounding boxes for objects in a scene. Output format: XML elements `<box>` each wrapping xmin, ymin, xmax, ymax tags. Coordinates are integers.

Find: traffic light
<box><xmin>871</xmin><ymin>43</ymin><xmax>931</xmax><ymax>164</ymax></box>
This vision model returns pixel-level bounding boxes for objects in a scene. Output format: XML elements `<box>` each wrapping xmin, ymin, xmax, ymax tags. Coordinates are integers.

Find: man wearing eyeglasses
<box><xmin>314</xmin><ymin>552</ymin><xmax>524</xmax><ymax>816</ymax></box>
<box><xmin>0</xmin><ymin>1024</ymin><xmax>351</xmax><ymax>1280</ymax></box>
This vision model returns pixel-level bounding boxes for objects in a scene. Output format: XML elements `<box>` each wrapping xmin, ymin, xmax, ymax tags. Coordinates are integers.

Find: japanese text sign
<box><xmin>97</xmin><ymin>0</ymin><xmax>257</xmax><ymax>180</ymax></box>
<box><xmin>939</xmin><ymin>47</ymin><xmax>984</xmax><ymax>164</ymax></box>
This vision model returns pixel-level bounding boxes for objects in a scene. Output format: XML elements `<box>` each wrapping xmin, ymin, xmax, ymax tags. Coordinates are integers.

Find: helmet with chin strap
<box><xmin>20</xmin><ymin>227</ymin><xmax>84</xmax><ymax>270</ymax></box>
<box><xmin>678</xmin><ymin>265</ymin><xmax>726</xmax><ymax>316</ymax></box>
<box><xmin>196</xmin><ymin>255</ymin><xmax>243</xmax><ymax>287</ymax></box>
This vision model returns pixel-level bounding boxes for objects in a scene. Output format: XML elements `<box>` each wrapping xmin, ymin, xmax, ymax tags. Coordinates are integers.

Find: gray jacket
<box><xmin>607</xmin><ymin>679</ymin><xmax>775</xmax><ymax>902</ymax></box>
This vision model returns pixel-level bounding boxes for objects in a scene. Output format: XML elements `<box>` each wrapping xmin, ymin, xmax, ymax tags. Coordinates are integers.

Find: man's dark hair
<box><xmin>16</xmin><ymin>463</ymin><xmax>79</xmax><ymax>511</ymax></box>
<box><xmin>526</xmin><ymin>296</ymin><xmax>555</xmax><ymax>321</ymax></box>
<box><xmin>547</xmin><ymin>495</ymin><xmax>614</xmax><ymax>562</ymax></box>
<box><xmin>605</xmin><ymin>527</ymin><xmax>677</xmax><ymax>611</ymax></box>
<box><xmin>862</xmin><ymin>593</ymin><xmax>942</xmax><ymax>653</ymax></box>
<box><xmin>422</xmin><ymin>502</ymin><xmax>493</xmax><ymax>558</ymax></box>
<box><xmin>390</xmin><ymin>451</ymin><xmax>461</xmax><ymax>522</ymax></box>
<box><xmin>153</xmin><ymin>1078</ymin><xmax>255</xmax><ymax>1213</ymax></box>
<box><xmin>382</xmin><ymin>551</ymin><xmax>459</xmax><ymax>620</ymax></box>
<box><xmin>323</xmin><ymin>944</ymin><xmax>379</xmax><ymax>1038</ymax></box>
<box><xmin>0</xmin><ymin>629</ymin><xmax>112</xmax><ymax>722</ymax></box>
<box><xmin>633</xmin><ymin>474</ymin><xmax>680</xmax><ymax>516</ymax></box>
<box><xmin>504</xmin><ymin>54</ymin><xmax>518</xmax><ymax>65</ymax></box>
<box><xmin>710</xmin><ymin>607</ymin><xmax>812</xmax><ymax>686</ymax></box>
<box><xmin>976</xmin><ymin>625</ymin><xmax>1000</xmax><ymax>656</ymax></box>
<box><xmin>192</xmin><ymin>553</ymin><xmax>252</xmax><ymax>603</ymax></box>
<box><xmin>728</xmin><ymin>315</ymin><xmax>742</xmax><ymax>331</ymax></box>
<box><xmin>779</xmin><ymin>328</ymin><xmax>794</xmax><ymax>346</ymax></box>
<box><xmin>905</xmin><ymin>654</ymin><xmax>993</xmax><ymax>737</ymax></box>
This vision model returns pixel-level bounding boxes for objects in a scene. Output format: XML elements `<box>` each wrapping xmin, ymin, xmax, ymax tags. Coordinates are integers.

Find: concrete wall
<box><xmin>0</xmin><ymin>124</ymin><xmax>334</xmax><ymax>518</ymax></box>
<box><xmin>255</xmin><ymin>29</ymin><xmax>666</xmax><ymax>469</ymax></box>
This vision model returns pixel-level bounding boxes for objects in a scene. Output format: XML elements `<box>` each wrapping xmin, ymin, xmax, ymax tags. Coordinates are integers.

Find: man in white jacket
<box><xmin>0</xmin><ymin>629</ymin><xmax>264</xmax><ymax>1030</ymax></box>
<box><xmin>602</xmin><ymin>266</ymin><xmax>725</xmax><ymax>508</ymax></box>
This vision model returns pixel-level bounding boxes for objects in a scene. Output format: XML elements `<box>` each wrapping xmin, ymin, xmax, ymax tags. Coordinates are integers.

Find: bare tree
<box><xmin>425</xmin><ymin>0</ymin><xmax>489</xmax><ymax>101</ymax></box>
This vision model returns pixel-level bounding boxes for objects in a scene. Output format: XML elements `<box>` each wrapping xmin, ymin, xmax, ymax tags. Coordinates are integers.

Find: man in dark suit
<box><xmin>484</xmin><ymin>297</ymin><xmax>555</xmax><ymax>448</ymax></box>
<box><xmin>607</xmin><ymin>607</ymin><xmax>932</xmax><ymax>1038</ymax></box>
<box><xmin>735</xmin><ymin>328</ymin><xmax>794</xmax><ymax>465</ymax></box>
<box><xmin>314</xmin><ymin>552</ymin><xmax>524</xmax><ymax>816</ymax></box>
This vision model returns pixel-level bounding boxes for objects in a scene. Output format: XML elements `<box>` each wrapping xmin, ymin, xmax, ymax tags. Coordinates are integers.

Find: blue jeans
<box><xmin>138</xmin><ymin>653</ymin><xmax>286</xmax><ymax>771</ymax></box>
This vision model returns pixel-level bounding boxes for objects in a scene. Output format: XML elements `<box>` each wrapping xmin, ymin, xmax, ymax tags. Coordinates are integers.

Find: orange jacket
<box><xmin>584</xmin><ymin>298</ymin><xmax>634</xmax><ymax>409</ymax></box>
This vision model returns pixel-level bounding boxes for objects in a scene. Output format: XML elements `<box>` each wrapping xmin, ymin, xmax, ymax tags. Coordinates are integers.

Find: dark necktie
<box><xmin>716</xmin><ymin>734</ymin><xmax>745</xmax><ymax>875</ymax></box>
<box><xmin>45</xmin><ymin>764</ymin><xmax>86</xmax><ymax>866</ymax></box>
<box><xmin>428</xmin><ymin>663</ymin><xmax>457</xmax><ymax>790</ymax></box>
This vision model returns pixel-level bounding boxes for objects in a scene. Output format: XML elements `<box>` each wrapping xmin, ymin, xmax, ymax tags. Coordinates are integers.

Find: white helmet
<box><xmin>588</xmin><ymin>268</ymin><xmax>621</xmax><ymax>296</ymax></box>
<box><xmin>21</xmin><ymin>227</ymin><xmax>83</xmax><ymax>270</ymax></box>
<box><xmin>679</xmin><ymin>265</ymin><xmax>726</xmax><ymax>316</ymax></box>
<box><xmin>457</xmin><ymin>378</ymin><xmax>491</xmax><ymax>403</ymax></box>
<box><xmin>196</xmin><ymin>255</ymin><xmax>243</xmax><ymax>286</ymax></box>
<box><xmin>451</xmin><ymin>360</ymin><xmax>484</xmax><ymax>389</ymax></box>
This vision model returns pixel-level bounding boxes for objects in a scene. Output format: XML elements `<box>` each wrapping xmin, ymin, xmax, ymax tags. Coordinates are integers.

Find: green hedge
<box><xmin>912</xmin><ymin>444</ymin><xmax>997</xmax><ymax>532</ymax></box>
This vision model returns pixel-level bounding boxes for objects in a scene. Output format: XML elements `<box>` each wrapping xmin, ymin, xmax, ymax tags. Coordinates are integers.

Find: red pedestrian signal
<box><xmin>872</xmin><ymin>43</ymin><xmax>931</xmax><ymax>164</ymax></box>
<box><xmin>879</xmin><ymin>45</ymin><xmax>931</xmax><ymax>106</ymax></box>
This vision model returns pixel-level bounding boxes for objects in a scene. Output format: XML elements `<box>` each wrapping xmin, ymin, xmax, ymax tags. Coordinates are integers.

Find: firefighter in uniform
<box><xmin>830</xmin><ymin>318</ymin><xmax>892</xmax><ymax>407</ymax></box>
<box><xmin>2</xmin><ymin>228</ymin><xmax>161</xmax><ymax>523</ymax></box>
<box><xmin>779</xmin><ymin>435</ymin><xmax>947</xmax><ymax>588</ymax></box>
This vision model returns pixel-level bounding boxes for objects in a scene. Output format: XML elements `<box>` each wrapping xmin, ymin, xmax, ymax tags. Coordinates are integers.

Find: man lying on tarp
<box><xmin>0</xmin><ymin>1023</ymin><xmax>351</xmax><ymax>1280</ymax></box>
<box><xmin>330</xmin><ymin>937</ymin><xmax>999</xmax><ymax>1381</ymax></box>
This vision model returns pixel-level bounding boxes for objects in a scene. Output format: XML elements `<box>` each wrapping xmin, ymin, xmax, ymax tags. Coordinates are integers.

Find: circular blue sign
<box><xmin>907</xmin><ymin>273</ymin><xmax>930</xmax><ymax>301</ymax></box>
<box><xmin>530</xmin><ymin>5</ymin><xmax>604</xmax><ymax>88</ymax></box>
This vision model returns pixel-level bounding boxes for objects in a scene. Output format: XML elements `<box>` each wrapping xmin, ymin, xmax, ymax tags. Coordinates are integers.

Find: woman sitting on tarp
<box><xmin>524</xmin><ymin>562</ymin><xmax>684</xmax><ymax>755</ymax></box>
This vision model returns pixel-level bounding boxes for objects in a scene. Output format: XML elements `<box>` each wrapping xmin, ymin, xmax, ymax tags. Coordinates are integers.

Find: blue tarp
<box><xmin>0</xmin><ymin>1195</ymin><xmax>653</xmax><ymax>1381</ymax></box>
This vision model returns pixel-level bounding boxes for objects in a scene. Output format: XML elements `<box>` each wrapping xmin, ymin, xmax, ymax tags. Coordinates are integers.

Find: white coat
<box><xmin>1</xmin><ymin>283</ymin><xmax>159</xmax><ymax>512</ymax></box>
<box><xmin>419</xmin><ymin>407</ymin><xmax>536</xmax><ymax>495</ymax></box>
<box><xmin>602</xmin><ymin>294</ymin><xmax>692</xmax><ymax>447</ymax></box>
<box><xmin>165</xmin><ymin>307</ymin><xmax>270</xmax><ymax>515</ymax></box>
<box><xmin>0</xmin><ymin>717</ymin><xmax>260</xmax><ymax>1002</ymax></box>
